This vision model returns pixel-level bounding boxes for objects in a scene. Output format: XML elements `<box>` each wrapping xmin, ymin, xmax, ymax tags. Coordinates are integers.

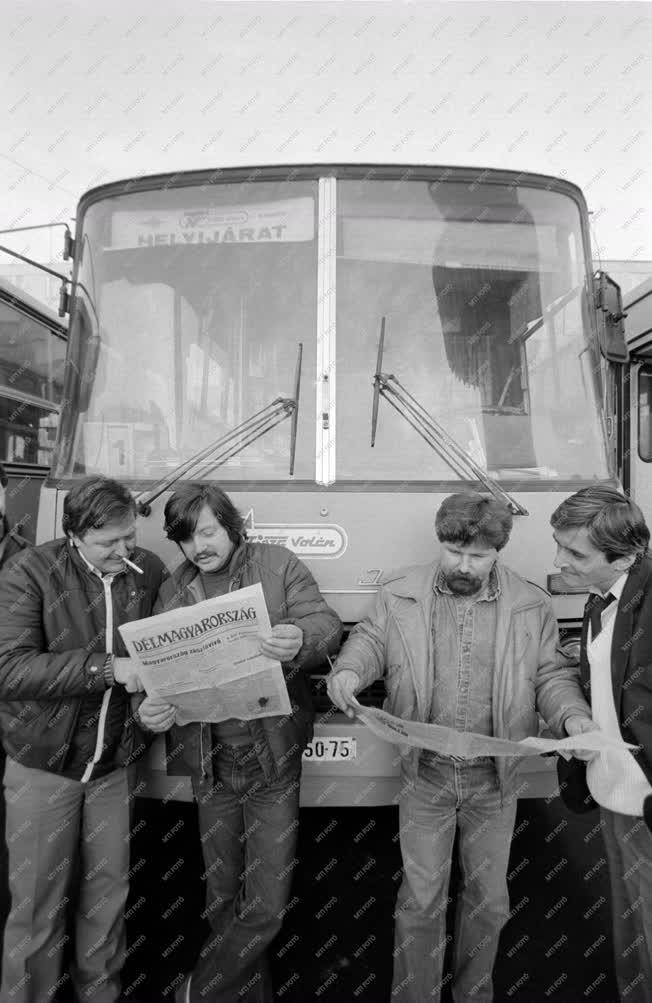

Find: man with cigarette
<box><xmin>0</xmin><ymin>475</ymin><xmax>167</xmax><ymax>1003</ymax></box>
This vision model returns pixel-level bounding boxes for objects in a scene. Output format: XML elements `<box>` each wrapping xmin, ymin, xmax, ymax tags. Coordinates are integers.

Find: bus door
<box><xmin>625</xmin><ymin>277</ymin><xmax>652</xmax><ymax>515</ymax></box>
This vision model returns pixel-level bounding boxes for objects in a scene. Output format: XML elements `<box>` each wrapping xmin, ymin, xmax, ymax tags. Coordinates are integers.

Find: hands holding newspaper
<box><xmin>258</xmin><ymin>623</ymin><xmax>303</xmax><ymax>661</ymax></box>
<box><xmin>137</xmin><ymin>696</ymin><xmax>177</xmax><ymax>732</ymax></box>
<box><xmin>564</xmin><ymin>713</ymin><xmax>599</xmax><ymax>761</ymax></box>
<box><xmin>327</xmin><ymin>669</ymin><xmax>361</xmax><ymax>719</ymax></box>
<box><xmin>113</xmin><ymin>656</ymin><xmax>144</xmax><ymax>693</ymax></box>
<box><xmin>326</xmin><ymin>670</ymin><xmax>633</xmax><ymax>762</ymax></box>
<box><xmin>134</xmin><ymin>621</ymin><xmax>304</xmax><ymax>733</ymax></box>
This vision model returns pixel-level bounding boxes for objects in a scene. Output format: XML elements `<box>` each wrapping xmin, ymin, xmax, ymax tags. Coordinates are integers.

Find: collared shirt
<box><xmin>587</xmin><ymin>573</ymin><xmax>627</xmax><ymax>643</ymax></box>
<box><xmin>586</xmin><ymin>571</ymin><xmax>652</xmax><ymax>815</ymax></box>
<box><xmin>73</xmin><ymin>538</ymin><xmax>119</xmax><ymax>583</ymax></box>
<box><xmin>426</xmin><ymin>567</ymin><xmax>500</xmax><ymax>762</ymax></box>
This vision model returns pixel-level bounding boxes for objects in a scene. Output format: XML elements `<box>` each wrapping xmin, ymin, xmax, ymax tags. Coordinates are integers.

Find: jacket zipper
<box><xmin>81</xmin><ymin>575</ymin><xmax>114</xmax><ymax>784</ymax></box>
<box><xmin>200</xmin><ymin>724</ymin><xmax>207</xmax><ymax>780</ymax></box>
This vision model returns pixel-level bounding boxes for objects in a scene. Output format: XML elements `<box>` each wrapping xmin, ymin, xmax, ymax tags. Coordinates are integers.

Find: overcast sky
<box><xmin>2</xmin><ymin>0</ymin><xmax>650</xmax><ymax>266</ymax></box>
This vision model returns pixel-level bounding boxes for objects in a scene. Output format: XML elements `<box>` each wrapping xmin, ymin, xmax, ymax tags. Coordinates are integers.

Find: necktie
<box><xmin>588</xmin><ymin>592</ymin><xmax>616</xmax><ymax>640</ymax></box>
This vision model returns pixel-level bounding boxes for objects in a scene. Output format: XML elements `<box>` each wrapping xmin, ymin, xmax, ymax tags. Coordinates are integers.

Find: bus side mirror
<box><xmin>69</xmin><ymin>299</ymin><xmax>102</xmax><ymax>414</ymax></box>
<box><xmin>594</xmin><ymin>271</ymin><xmax>629</xmax><ymax>362</ymax></box>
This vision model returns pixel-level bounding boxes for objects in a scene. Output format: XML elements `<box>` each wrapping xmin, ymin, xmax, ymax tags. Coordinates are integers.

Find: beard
<box><xmin>444</xmin><ymin>571</ymin><xmax>484</xmax><ymax>596</ymax></box>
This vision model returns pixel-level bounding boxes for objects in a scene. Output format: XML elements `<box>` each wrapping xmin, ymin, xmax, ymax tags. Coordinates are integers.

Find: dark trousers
<box><xmin>601</xmin><ymin>808</ymin><xmax>652</xmax><ymax>1002</ymax></box>
<box><xmin>189</xmin><ymin>745</ymin><xmax>300</xmax><ymax>1003</ymax></box>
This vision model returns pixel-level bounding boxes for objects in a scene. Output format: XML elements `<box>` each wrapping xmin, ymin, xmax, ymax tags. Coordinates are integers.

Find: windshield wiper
<box><xmin>370</xmin><ymin>317</ymin><xmax>528</xmax><ymax>515</ymax></box>
<box><xmin>288</xmin><ymin>342</ymin><xmax>303</xmax><ymax>476</ymax></box>
<box><xmin>137</xmin><ymin>342</ymin><xmax>303</xmax><ymax>516</ymax></box>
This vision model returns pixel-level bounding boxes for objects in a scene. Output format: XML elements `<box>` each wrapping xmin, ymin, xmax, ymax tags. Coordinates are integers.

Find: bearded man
<box><xmin>327</xmin><ymin>492</ymin><xmax>591</xmax><ymax>1003</ymax></box>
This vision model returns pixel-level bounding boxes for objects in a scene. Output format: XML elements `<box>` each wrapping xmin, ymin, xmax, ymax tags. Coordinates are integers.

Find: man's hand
<box><xmin>326</xmin><ymin>669</ymin><xmax>361</xmax><ymax>719</ymax></box>
<box><xmin>259</xmin><ymin>624</ymin><xmax>303</xmax><ymax>662</ymax></box>
<box><xmin>137</xmin><ymin>695</ymin><xmax>176</xmax><ymax>733</ymax></box>
<box><xmin>565</xmin><ymin>714</ymin><xmax>598</xmax><ymax>762</ymax></box>
<box><xmin>113</xmin><ymin>656</ymin><xmax>144</xmax><ymax>693</ymax></box>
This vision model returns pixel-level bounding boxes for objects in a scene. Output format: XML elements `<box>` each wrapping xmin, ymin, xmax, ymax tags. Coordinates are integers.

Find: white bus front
<box><xmin>42</xmin><ymin>165</ymin><xmax>615</xmax><ymax>804</ymax></box>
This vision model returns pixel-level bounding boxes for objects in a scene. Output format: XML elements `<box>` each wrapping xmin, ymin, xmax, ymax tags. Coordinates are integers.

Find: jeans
<box><xmin>1</xmin><ymin>757</ymin><xmax>131</xmax><ymax>1003</ymax></box>
<box><xmin>601</xmin><ymin>809</ymin><xmax>652</xmax><ymax>1003</ymax></box>
<box><xmin>189</xmin><ymin>744</ymin><xmax>300</xmax><ymax>1003</ymax></box>
<box><xmin>392</xmin><ymin>756</ymin><xmax>517</xmax><ymax>1003</ymax></box>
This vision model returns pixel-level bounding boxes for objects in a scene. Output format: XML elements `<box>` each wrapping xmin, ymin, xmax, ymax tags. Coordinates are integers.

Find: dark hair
<box><xmin>62</xmin><ymin>476</ymin><xmax>137</xmax><ymax>538</ymax></box>
<box><xmin>163</xmin><ymin>483</ymin><xmax>245</xmax><ymax>546</ymax></box>
<box><xmin>550</xmin><ymin>485</ymin><xmax>649</xmax><ymax>562</ymax></box>
<box><xmin>0</xmin><ymin>462</ymin><xmax>7</xmax><ymax>489</ymax></box>
<box><xmin>435</xmin><ymin>492</ymin><xmax>513</xmax><ymax>551</ymax></box>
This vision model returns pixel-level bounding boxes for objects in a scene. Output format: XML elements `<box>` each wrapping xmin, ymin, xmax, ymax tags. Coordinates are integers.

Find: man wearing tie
<box><xmin>550</xmin><ymin>485</ymin><xmax>652</xmax><ymax>1002</ymax></box>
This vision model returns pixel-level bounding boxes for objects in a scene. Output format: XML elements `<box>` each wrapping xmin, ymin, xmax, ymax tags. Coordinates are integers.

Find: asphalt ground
<box><xmin>116</xmin><ymin>795</ymin><xmax>618</xmax><ymax>1003</ymax></box>
<box><xmin>0</xmin><ymin>791</ymin><xmax>620</xmax><ymax>1003</ymax></box>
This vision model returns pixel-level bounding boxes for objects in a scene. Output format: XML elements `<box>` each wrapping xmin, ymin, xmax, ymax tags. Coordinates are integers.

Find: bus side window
<box><xmin>0</xmin><ymin>301</ymin><xmax>66</xmax><ymax>467</ymax></box>
<box><xmin>638</xmin><ymin>365</ymin><xmax>652</xmax><ymax>462</ymax></box>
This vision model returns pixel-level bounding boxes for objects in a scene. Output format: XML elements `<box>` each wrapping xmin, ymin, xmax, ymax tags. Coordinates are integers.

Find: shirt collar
<box><xmin>589</xmin><ymin>571</ymin><xmax>628</xmax><ymax>602</ymax></box>
<box><xmin>434</xmin><ymin>564</ymin><xmax>501</xmax><ymax>601</ymax></box>
<box><xmin>69</xmin><ymin>538</ymin><xmax>118</xmax><ymax>582</ymax></box>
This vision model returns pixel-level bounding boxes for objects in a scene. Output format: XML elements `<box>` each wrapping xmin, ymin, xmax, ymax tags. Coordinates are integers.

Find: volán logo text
<box><xmin>243</xmin><ymin>511</ymin><xmax>347</xmax><ymax>559</ymax></box>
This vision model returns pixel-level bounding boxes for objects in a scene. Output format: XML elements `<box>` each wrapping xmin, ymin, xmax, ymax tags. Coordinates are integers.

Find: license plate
<box><xmin>302</xmin><ymin>737</ymin><xmax>357</xmax><ymax>762</ymax></box>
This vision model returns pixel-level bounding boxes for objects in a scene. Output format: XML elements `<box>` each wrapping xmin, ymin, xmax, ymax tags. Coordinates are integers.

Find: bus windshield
<box><xmin>336</xmin><ymin>178</ymin><xmax>606</xmax><ymax>481</ymax></box>
<box><xmin>55</xmin><ymin>169</ymin><xmax>608</xmax><ymax>485</ymax></box>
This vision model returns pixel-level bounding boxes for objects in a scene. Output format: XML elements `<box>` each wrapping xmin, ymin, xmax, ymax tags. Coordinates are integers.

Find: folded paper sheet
<box><xmin>119</xmin><ymin>583</ymin><xmax>291</xmax><ymax>725</ymax></box>
<box><xmin>353</xmin><ymin>701</ymin><xmax>636</xmax><ymax>759</ymax></box>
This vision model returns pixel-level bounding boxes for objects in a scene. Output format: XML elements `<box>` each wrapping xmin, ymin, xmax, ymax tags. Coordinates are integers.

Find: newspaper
<box><xmin>118</xmin><ymin>583</ymin><xmax>291</xmax><ymax>725</ymax></box>
<box><xmin>353</xmin><ymin>701</ymin><xmax>637</xmax><ymax>760</ymax></box>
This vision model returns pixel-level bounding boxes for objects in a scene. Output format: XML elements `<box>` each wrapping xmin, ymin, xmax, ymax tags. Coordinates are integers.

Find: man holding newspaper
<box><xmin>0</xmin><ymin>475</ymin><xmax>167</xmax><ymax>1003</ymax></box>
<box><xmin>327</xmin><ymin>492</ymin><xmax>593</xmax><ymax>1003</ymax></box>
<box><xmin>135</xmin><ymin>483</ymin><xmax>342</xmax><ymax>1003</ymax></box>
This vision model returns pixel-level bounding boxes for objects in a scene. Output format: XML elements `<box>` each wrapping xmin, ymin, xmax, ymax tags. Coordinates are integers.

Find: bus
<box><xmin>0</xmin><ymin>275</ymin><xmax>67</xmax><ymax>539</ymax></box>
<box><xmin>625</xmin><ymin>276</ymin><xmax>652</xmax><ymax>520</ymax></box>
<box><xmin>32</xmin><ymin>164</ymin><xmax>629</xmax><ymax>805</ymax></box>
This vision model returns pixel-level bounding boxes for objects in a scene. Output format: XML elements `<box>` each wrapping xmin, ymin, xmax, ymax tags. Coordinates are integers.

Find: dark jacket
<box><xmin>0</xmin><ymin>519</ymin><xmax>30</xmax><ymax>572</ymax></box>
<box><xmin>559</xmin><ymin>554</ymin><xmax>652</xmax><ymax>811</ymax></box>
<box><xmin>0</xmin><ymin>537</ymin><xmax>168</xmax><ymax>774</ymax></box>
<box><xmin>155</xmin><ymin>540</ymin><xmax>343</xmax><ymax>787</ymax></box>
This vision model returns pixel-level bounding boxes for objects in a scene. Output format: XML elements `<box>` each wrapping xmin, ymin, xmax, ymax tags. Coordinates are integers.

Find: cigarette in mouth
<box><xmin>123</xmin><ymin>556</ymin><xmax>144</xmax><ymax>575</ymax></box>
